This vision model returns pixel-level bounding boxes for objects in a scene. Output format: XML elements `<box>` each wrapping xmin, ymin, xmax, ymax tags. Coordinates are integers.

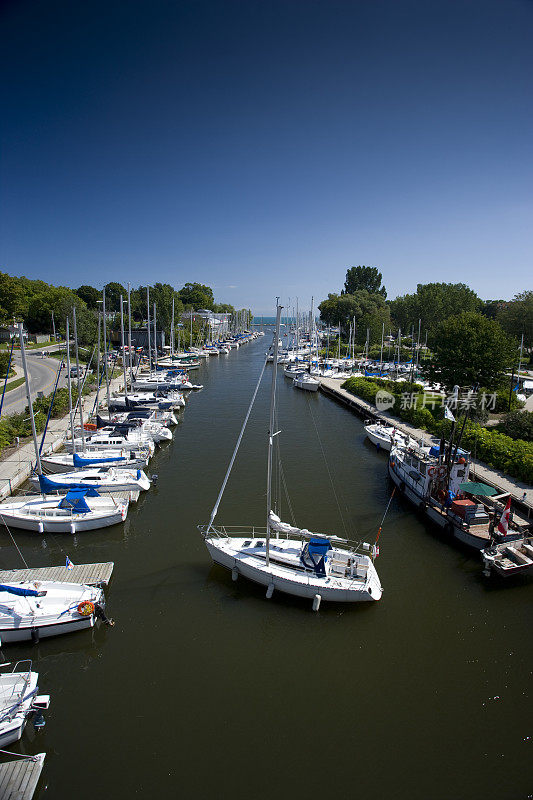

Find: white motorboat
<box><xmin>199</xmin><ymin>303</ymin><xmax>383</xmax><ymax>609</ymax></box>
<box><xmin>41</xmin><ymin>449</ymin><xmax>150</xmax><ymax>474</ymax></box>
<box><xmin>0</xmin><ymin>662</ymin><xmax>49</xmax><ymax>748</ymax></box>
<box><xmin>293</xmin><ymin>374</ymin><xmax>320</xmax><ymax>392</ymax></box>
<box><xmin>0</xmin><ymin>581</ymin><xmax>108</xmax><ymax>642</ymax></box>
<box><xmin>31</xmin><ymin>468</ymin><xmax>150</xmax><ymax>494</ymax></box>
<box><xmin>65</xmin><ymin>429</ymin><xmax>156</xmax><ymax>454</ymax></box>
<box><xmin>0</xmin><ymin>489</ymin><xmax>128</xmax><ymax>533</ymax></box>
<box><xmin>364</xmin><ymin>423</ymin><xmax>412</xmax><ymax>452</ymax></box>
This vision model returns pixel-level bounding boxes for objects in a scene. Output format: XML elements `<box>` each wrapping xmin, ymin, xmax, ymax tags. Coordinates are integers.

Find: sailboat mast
<box><xmin>102</xmin><ymin>286</ymin><xmax>111</xmax><ymax>409</ymax></box>
<box><xmin>171</xmin><ymin>296</ymin><xmax>175</xmax><ymax>359</ymax></box>
<box><xmin>153</xmin><ymin>303</ymin><xmax>157</xmax><ymax>370</ymax></box>
<box><xmin>96</xmin><ymin>312</ymin><xmax>101</xmax><ymax>412</ymax></box>
<box><xmin>64</xmin><ymin>318</ymin><xmax>76</xmax><ymax>455</ymax></box>
<box><xmin>266</xmin><ymin>301</ymin><xmax>283</xmax><ymax>568</ymax></box>
<box><xmin>120</xmin><ymin>295</ymin><xmax>128</xmax><ymax>399</ymax></box>
<box><xmin>147</xmin><ymin>286</ymin><xmax>152</xmax><ymax>369</ymax></box>
<box><xmin>19</xmin><ymin>323</ymin><xmax>42</xmax><ymax>475</ymax></box>
<box><xmin>127</xmin><ymin>282</ymin><xmax>133</xmax><ymax>390</ymax></box>
<box><xmin>72</xmin><ymin>307</ymin><xmax>86</xmax><ymax>450</ymax></box>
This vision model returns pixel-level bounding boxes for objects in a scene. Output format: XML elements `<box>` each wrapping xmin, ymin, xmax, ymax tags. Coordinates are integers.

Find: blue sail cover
<box><xmin>39</xmin><ymin>474</ymin><xmax>101</xmax><ymax>493</ymax></box>
<box><xmin>301</xmin><ymin>538</ymin><xmax>331</xmax><ymax>577</ymax></box>
<box><xmin>73</xmin><ymin>452</ymin><xmax>125</xmax><ymax>467</ymax></box>
<box><xmin>58</xmin><ymin>489</ymin><xmax>94</xmax><ymax>513</ymax></box>
<box><xmin>0</xmin><ymin>584</ymin><xmax>43</xmax><ymax>597</ymax></box>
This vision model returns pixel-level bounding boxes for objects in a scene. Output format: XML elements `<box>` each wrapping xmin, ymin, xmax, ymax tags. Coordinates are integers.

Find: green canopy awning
<box><xmin>459</xmin><ymin>481</ymin><xmax>498</xmax><ymax>497</ymax></box>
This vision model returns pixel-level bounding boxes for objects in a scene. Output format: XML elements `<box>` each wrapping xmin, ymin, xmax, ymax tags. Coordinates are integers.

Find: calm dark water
<box><xmin>5</xmin><ymin>334</ymin><xmax>531</xmax><ymax>800</ymax></box>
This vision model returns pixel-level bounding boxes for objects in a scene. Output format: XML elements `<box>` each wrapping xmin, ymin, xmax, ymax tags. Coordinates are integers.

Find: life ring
<box><xmin>84</xmin><ymin>423</ymin><xmax>97</xmax><ymax>431</ymax></box>
<box><xmin>428</xmin><ymin>466</ymin><xmax>437</xmax><ymax>477</ymax></box>
<box><xmin>438</xmin><ymin>465</ymin><xmax>447</xmax><ymax>478</ymax></box>
<box><xmin>77</xmin><ymin>601</ymin><xmax>95</xmax><ymax>617</ymax></box>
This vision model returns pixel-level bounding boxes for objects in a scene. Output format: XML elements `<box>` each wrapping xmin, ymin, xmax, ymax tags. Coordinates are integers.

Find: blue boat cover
<box><xmin>301</xmin><ymin>538</ymin><xmax>331</xmax><ymax>577</ymax></box>
<box><xmin>58</xmin><ymin>489</ymin><xmax>97</xmax><ymax>513</ymax></box>
<box><xmin>0</xmin><ymin>584</ymin><xmax>43</xmax><ymax>597</ymax></box>
<box><xmin>39</xmin><ymin>474</ymin><xmax>101</xmax><ymax>493</ymax></box>
<box><xmin>429</xmin><ymin>445</ymin><xmax>440</xmax><ymax>456</ymax></box>
<box><xmin>73</xmin><ymin>452</ymin><xmax>125</xmax><ymax>467</ymax></box>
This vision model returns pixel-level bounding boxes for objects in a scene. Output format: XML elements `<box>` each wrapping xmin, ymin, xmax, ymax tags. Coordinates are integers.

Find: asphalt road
<box><xmin>1</xmin><ymin>352</ymin><xmax>67</xmax><ymax>415</ymax></box>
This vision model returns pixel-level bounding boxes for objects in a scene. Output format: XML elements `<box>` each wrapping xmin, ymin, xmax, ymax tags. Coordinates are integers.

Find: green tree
<box><xmin>424</xmin><ymin>312</ymin><xmax>516</xmax><ymax>391</ymax></box>
<box><xmin>498</xmin><ymin>411</ymin><xmax>533</xmax><ymax>442</ymax></box>
<box><xmin>0</xmin><ymin>272</ymin><xmax>29</xmax><ymax>322</ymax></box>
<box><xmin>343</xmin><ymin>266</ymin><xmax>386</xmax><ymax>298</ymax></box>
<box><xmin>390</xmin><ymin>282</ymin><xmax>482</xmax><ymax>338</ymax></box>
<box><xmin>76</xmin><ymin>285</ymin><xmax>100</xmax><ymax>309</ymax></box>
<box><xmin>319</xmin><ymin>291</ymin><xmax>390</xmax><ymax>343</ymax></box>
<box><xmin>178</xmin><ymin>282</ymin><xmax>214</xmax><ymax>310</ymax></box>
<box><xmin>498</xmin><ymin>291</ymin><xmax>533</xmax><ymax>349</ymax></box>
<box><xmin>213</xmin><ymin>303</ymin><xmax>235</xmax><ymax>314</ymax></box>
<box><xmin>104</xmin><ymin>282</ymin><xmax>127</xmax><ymax>312</ymax></box>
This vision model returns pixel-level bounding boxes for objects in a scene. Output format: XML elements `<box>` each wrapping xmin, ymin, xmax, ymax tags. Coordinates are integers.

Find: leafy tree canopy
<box><xmin>319</xmin><ymin>290</ymin><xmax>390</xmax><ymax>343</ymax></box>
<box><xmin>178</xmin><ymin>282</ymin><xmax>214</xmax><ymax>310</ymax></box>
<box><xmin>389</xmin><ymin>282</ymin><xmax>482</xmax><ymax>338</ymax></box>
<box><xmin>103</xmin><ymin>282</ymin><xmax>127</xmax><ymax>312</ymax></box>
<box><xmin>423</xmin><ymin>311</ymin><xmax>516</xmax><ymax>392</ymax></box>
<box><xmin>76</xmin><ymin>285</ymin><xmax>100</xmax><ymax>309</ymax></box>
<box><xmin>343</xmin><ymin>266</ymin><xmax>386</xmax><ymax>298</ymax></box>
<box><xmin>497</xmin><ymin>291</ymin><xmax>533</xmax><ymax>349</ymax></box>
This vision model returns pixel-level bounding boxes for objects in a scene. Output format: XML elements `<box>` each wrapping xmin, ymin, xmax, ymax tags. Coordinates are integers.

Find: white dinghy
<box><xmin>0</xmin><ymin>581</ymin><xmax>110</xmax><ymax>643</ymax></box>
<box><xmin>0</xmin><ymin>662</ymin><xmax>49</xmax><ymax>748</ymax></box>
<box><xmin>198</xmin><ymin>303</ymin><xmax>383</xmax><ymax>610</ymax></box>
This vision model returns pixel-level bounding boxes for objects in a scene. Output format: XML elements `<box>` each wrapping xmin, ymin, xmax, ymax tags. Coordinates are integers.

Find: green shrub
<box><xmin>497</xmin><ymin>411</ymin><xmax>533</xmax><ymax>442</ymax></box>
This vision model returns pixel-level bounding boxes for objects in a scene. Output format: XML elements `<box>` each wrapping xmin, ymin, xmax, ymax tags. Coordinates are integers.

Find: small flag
<box><xmin>444</xmin><ymin>405</ymin><xmax>455</xmax><ymax>422</ymax></box>
<box><xmin>497</xmin><ymin>497</ymin><xmax>511</xmax><ymax>536</ymax></box>
<box><xmin>66</xmin><ymin>556</ymin><xmax>74</xmax><ymax>571</ymax></box>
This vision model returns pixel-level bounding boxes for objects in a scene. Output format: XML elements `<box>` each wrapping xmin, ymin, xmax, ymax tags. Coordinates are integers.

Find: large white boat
<box><xmin>30</xmin><ymin>468</ymin><xmax>151</xmax><ymax>495</ymax></box>
<box><xmin>41</xmin><ymin>449</ymin><xmax>150</xmax><ymax>474</ymax></box>
<box><xmin>0</xmin><ymin>489</ymin><xmax>128</xmax><ymax>533</ymax></box>
<box><xmin>0</xmin><ymin>581</ymin><xmax>108</xmax><ymax>642</ymax></box>
<box><xmin>364</xmin><ymin>422</ymin><xmax>417</xmax><ymax>452</ymax></box>
<box><xmin>293</xmin><ymin>373</ymin><xmax>320</xmax><ymax>392</ymax></box>
<box><xmin>388</xmin><ymin>441</ymin><xmax>498</xmax><ymax>549</ymax></box>
<box><xmin>198</xmin><ymin>304</ymin><xmax>383</xmax><ymax>609</ymax></box>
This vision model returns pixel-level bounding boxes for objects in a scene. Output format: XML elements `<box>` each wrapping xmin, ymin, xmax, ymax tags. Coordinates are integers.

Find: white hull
<box><xmin>0</xmin><ymin>496</ymin><xmax>127</xmax><ymax>533</ymax></box>
<box><xmin>388</xmin><ymin>463</ymin><xmax>489</xmax><ymax>550</ymax></box>
<box><xmin>205</xmin><ymin>537</ymin><xmax>381</xmax><ymax>602</ymax></box>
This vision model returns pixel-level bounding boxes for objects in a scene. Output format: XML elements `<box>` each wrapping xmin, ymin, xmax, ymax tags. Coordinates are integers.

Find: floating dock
<box><xmin>0</xmin><ymin>562</ymin><xmax>114</xmax><ymax>587</ymax></box>
<box><xmin>0</xmin><ymin>753</ymin><xmax>45</xmax><ymax>800</ymax></box>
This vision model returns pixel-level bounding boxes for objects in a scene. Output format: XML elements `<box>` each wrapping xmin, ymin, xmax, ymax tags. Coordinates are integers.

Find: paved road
<box><xmin>1</xmin><ymin>352</ymin><xmax>66</xmax><ymax>415</ymax></box>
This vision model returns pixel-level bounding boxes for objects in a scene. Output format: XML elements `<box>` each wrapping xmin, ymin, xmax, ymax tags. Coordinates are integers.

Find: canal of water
<box><xmin>6</xmin><ymin>333</ymin><xmax>531</xmax><ymax>799</ymax></box>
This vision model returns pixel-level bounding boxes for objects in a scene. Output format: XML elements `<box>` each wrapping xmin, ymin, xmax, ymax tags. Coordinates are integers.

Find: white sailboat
<box><xmin>30</xmin><ymin>468</ymin><xmax>150</xmax><ymax>494</ymax></box>
<box><xmin>0</xmin><ymin>581</ymin><xmax>109</xmax><ymax>642</ymax></box>
<box><xmin>198</xmin><ymin>303</ymin><xmax>383</xmax><ymax>609</ymax></box>
<box><xmin>0</xmin><ymin>662</ymin><xmax>49</xmax><ymax>748</ymax></box>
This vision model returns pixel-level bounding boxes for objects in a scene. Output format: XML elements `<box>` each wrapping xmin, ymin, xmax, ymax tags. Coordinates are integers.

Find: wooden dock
<box><xmin>0</xmin><ymin>754</ymin><xmax>45</xmax><ymax>800</ymax></box>
<box><xmin>0</xmin><ymin>561</ymin><xmax>114</xmax><ymax>587</ymax></box>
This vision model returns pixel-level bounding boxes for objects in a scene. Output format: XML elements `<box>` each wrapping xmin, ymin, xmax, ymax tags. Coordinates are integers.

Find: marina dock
<box><xmin>0</xmin><ymin>562</ymin><xmax>114</xmax><ymax>587</ymax></box>
<box><xmin>0</xmin><ymin>754</ymin><xmax>45</xmax><ymax>800</ymax></box>
<box><xmin>318</xmin><ymin>376</ymin><xmax>533</xmax><ymax>516</ymax></box>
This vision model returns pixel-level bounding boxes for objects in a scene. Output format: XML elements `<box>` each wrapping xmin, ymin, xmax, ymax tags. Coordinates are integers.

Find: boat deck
<box><xmin>0</xmin><ymin>561</ymin><xmax>114</xmax><ymax>587</ymax></box>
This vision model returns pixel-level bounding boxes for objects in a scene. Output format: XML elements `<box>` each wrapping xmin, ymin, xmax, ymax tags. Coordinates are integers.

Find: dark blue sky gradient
<box><xmin>1</xmin><ymin>0</ymin><xmax>532</xmax><ymax>313</ymax></box>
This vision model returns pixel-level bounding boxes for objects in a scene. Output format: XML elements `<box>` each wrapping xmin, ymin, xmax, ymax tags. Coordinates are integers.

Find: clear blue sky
<box><xmin>1</xmin><ymin>0</ymin><xmax>531</xmax><ymax>315</ymax></box>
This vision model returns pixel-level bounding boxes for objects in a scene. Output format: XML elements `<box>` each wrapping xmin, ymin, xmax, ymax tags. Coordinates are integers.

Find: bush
<box><xmin>497</xmin><ymin>411</ymin><xmax>533</xmax><ymax>442</ymax></box>
<box><xmin>342</xmin><ymin>376</ymin><xmax>533</xmax><ymax>483</ymax></box>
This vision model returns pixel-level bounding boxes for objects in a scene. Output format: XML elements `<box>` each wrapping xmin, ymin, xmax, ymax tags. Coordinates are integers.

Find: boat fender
<box><xmin>70</xmin><ymin>521</ymin><xmax>76</xmax><ymax>534</ymax></box>
<box><xmin>77</xmin><ymin>600</ymin><xmax>95</xmax><ymax>617</ymax></box>
<box><xmin>31</xmin><ymin>627</ymin><xmax>39</xmax><ymax>644</ymax></box>
<box><xmin>312</xmin><ymin>594</ymin><xmax>321</xmax><ymax>611</ymax></box>
<box><xmin>399</xmin><ymin>482</ymin><xmax>406</xmax><ymax>493</ymax></box>
<box><xmin>231</xmin><ymin>567</ymin><xmax>239</xmax><ymax>582</ymax></box>
<box><xmin>266</xmin><ymin>583</ymin><xmax>274</xmax><ymax>599</ymax></box>
<box><xmin>38</xmin><ymin>522</ymin><xmax>44</xmax><ymax>534</ymax></box>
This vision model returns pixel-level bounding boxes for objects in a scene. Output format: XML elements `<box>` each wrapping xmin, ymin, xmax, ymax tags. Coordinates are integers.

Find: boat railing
<box><xmin>0</xmin><ymin>660</ymin><xmax>33</xmax><ymax>719</ymax></box>
<box><xmin>197</xmin><ymin>524</ymin><xmax>375</xmax><ymax>556</ymax></box>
